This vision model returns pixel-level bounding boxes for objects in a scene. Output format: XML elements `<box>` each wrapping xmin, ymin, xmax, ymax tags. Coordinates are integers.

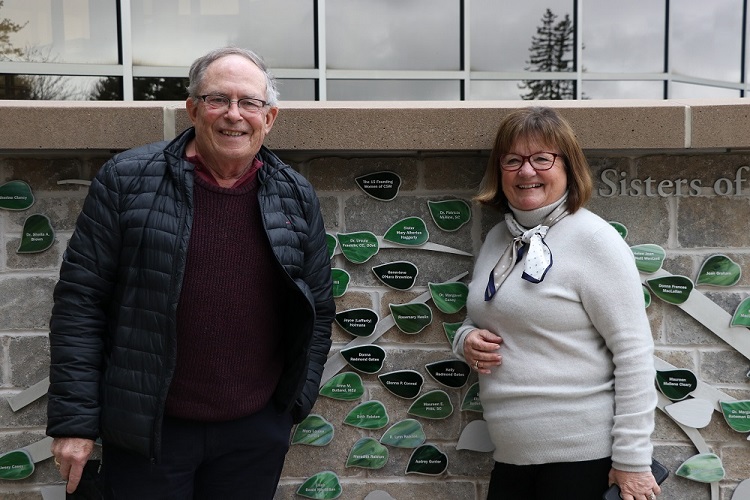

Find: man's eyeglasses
<box><xmin>499</xmin><ymin>152</ymin><xmax>561</xmax><ymax>171</ymax></box>
<box><xmin>198</xmin><ymin>94</ymin><xmax>269</xmax><ymax>113</ymax></box>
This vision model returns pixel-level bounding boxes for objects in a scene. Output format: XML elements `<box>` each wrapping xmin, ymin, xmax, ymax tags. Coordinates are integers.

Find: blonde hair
<box><xmin>475</xmin><ymin>107</ymin><xmax>592</xmax><ymax>213</ymax></box>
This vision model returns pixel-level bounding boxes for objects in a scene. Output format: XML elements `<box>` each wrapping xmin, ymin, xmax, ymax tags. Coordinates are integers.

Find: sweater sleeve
<box><xmin>579</xmin><ymin>224</ymin><xmax>656</xmax><ymax>472</ymax></box>
<box><xmin>452</xmin><ymin>321</ymin><xmax>476</xmax><ymax>362</ymax></box>
<box><xmin>451</xmin><ymin>221</ymin><xmax>508</xmax><ymax>362</ymax></box>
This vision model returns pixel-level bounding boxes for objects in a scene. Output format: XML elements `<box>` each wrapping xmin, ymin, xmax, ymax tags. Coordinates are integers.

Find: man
<box><xmin>46</xmin><ymin>47</ymin><xmax>335</xmax><ymax>498</ymax></box>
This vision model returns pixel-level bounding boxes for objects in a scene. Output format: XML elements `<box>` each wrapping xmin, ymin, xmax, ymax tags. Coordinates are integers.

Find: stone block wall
<box><xmin>0</xmin><ymin>100</ymin><xmax>749</xmax><ymax>499</ymax></box>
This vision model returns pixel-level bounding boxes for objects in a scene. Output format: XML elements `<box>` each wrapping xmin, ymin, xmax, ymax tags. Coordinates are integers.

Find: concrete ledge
<box><xmin>0</xmin><ymin>101</ymin><xmax>169</xmax><ymax>150</ymax></box>
<box><xmin>1</xmin><ymin>98</ymin><xmax>749</xmax><ymax>152</ymax></box>
<box><xmin>687</xmin><ymin>100</ymin><xmax>750</xmax><ymax>149</ymax></box>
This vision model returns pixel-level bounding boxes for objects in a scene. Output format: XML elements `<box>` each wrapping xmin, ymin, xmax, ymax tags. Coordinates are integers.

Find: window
<box><xmin>582</xmin><ymin>0</ymin><xmax>664</xmax><ymax>73</ymax></box>
<box><xmin>670</xmin><ymin>82</ymin><xmax>740</xmax><ymax>99</ymax></box>
<box><xmin>671</xmin><ymin>0</ymin><xmax>742</xmax><ymax>82</ymax></box>
<box><xmin>469</xmin><ymin>80</ymin><xmax>526</xmax><ymax>100</ymax></box>
<box><xmin>327</xmin><ymin>79</ymin><xmax>460</xmax><ymax>101</ymax></box>
<box><xmin>1</xmin><ymin>0</ymin><xmax>118</xmax><ymax>64</ymax></box>
<box><xmin>326</xmin><ymin>0</ymin><xmax>460</xmax><ymax>71</ymax></box>
<box><xmin>130</xmin><ymin>0</ymin><xmax>315</xmax><ymax>68</ymax></box>
<box><xmin>471</xmin><ymin>0</ymin><xmax>574</xmax><ymax>72</ymax></box>
<box><xmin>582</xmin><ymin>80</ymin><xmax>664</xmax><ymax>100</ymax></box>
<box><xmin>0</xmin><ymin>1</ymin><xmax>747</xmax><ymax>101</ymax></box>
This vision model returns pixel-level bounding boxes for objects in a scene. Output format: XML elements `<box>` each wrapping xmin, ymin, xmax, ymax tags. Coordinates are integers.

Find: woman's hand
<box><xmin>463</xmin><ymin>329</ymin><xmax>503</xmax><ymax>374</ymax></box>
<box><xmin>608</xmin><ymin>468</ymin><xmax>661</xmax><ymax>500</ymax></box>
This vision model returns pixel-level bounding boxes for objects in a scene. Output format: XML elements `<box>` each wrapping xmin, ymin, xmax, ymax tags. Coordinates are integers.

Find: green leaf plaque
<box><xmin>379</xmin><ymin>419</ymin><xmax>426</xmax><ymax>449</ymax></box>
<box><xmin>372</xmin><ymin>261</ymin><xmax>418</xmax><ymax>290</ymax></box>
<box><xmin>378</xmin><ymin>370</ymin><xmax>424</xmax><ymax>399</ymax></box>
<box><xmin>319</xmin><ymin>372</ymin><xmax>364</xmax><ymax>401</ymax></box>
<box><xmin>340</xmin><ymin>344</ymin><xmax>386</xmax><ymax>374</ymax></box>
<box><xmin>383</xmin><ymin>217</ymin><xmax>429</xmax><ymax>246</ymax></box>
<box><xmin>609</xmin><ymin>221</ymin><xmax>628</xmax><ymax>239</ymax></box>
<box><xmin>389</xmin><ymin>302</ymin><xmax>433</xmax><ymax>334</ymax></box>
<box><xmin>646</xmin><ymin>275</ymin><xmax>694</xmax><ymax>305</ymax></box>
<box><xmin>335</xmin><ymin>308</ymin><xmax>379</xmax><ymax>337</ymax></box>
<box><xmin>442</xmin><ymin>321</ymin><xmax>462</xmax><ymax>345</ymax></box>
<box><xmin>325</xmin><ymin>233</ymin><xmax>337</xmax><ymax>260</ymax></box>
<box><xmin>656</xmin><ymin>369</ymin><xmax>697</xmax><ymax>401</ymax></box>
<box><xmin>461</xmin><ymin>382</ymin><xmax>484</xmax><ymax>412</ymax></box>
<box><xmin>0</xmin><ymin>180</ymin><xmax>34</xmax><ymax>210</ymax></box>
<box><xmin>344</xmin><ymin>400</ymin><xmax>389</xmax><ymax>429</ymax></box>
<box><xmin>428</xmin><ymin>281</ymin><xmax>468</xmax><ymax>314</ymax></box>
<box><xmin>406</xmin><ymin>444</ymin><xmax>448</xmax><ymax>476</ymax></box>
<box><xmin>719</xmin><ymin>400</ymin><xmax>750</xmax><ymax>433</ymax></box>
<box><xmin>17</xmin><ymin>214</ymin><xmax>55</xmax><ymax>253</ymax></box>
<box><xmin>346</xmin><ymin>438</ymin><xmax>389</xmax><ymax>469</ymax></box>
<box><xmin>355</xmin><ymin>171</ymin><xmax>401</xmax><ymax>201</ymax></box>
<box><xmin>296</xmin><ymin>471</ymin><xmax>342</xmax><ymax>499</ymax></box>
<box><xmin>696</xmin><ymin>254</ymin><xmax>742</xmax><ymax>287</ymax></box>
<box><xmin>643</xmin><ymin>285</ymin><xmax>651</xmax><ymax>309</ymax></box>
<box><xmin>425</xmin><ymin>359</ymin><xmax>471</xmax><ymax>389</ymax></box>
<box><xmin>731</xmin><ymin>297</ymin><xmax>750</xmax><ymax>328</ymax></box>
<box><xmin>336</xmin><ymin>231</ymin><xmax>380</xmax><ymax>264</ymax></box>
<box><xmin>407</xmin><ymin>390</ymin><xmax>453</xmax><ymax>419</ymax></box>
<box><xmin>675</xmin><ymin>453</ymin><xmax>725</xmax><ymax>483</ymax></box>
<box><xmin>630</xmin><ymin>244</ymin><xmax>666</xmax><ymax>273</ymax></box>
<box><xmin>427</xmin><ymin>199</ymin><xmax>471</xmax><ymax>232</ymax></box>
<box><xmin>292</xmin><ymin>414</ymin><xmax>335</xmax><ymax>446</ymax></box>
<box><xmin>331</xmin><ymin>268</ymin><xmax>351</xmax><ymax>298</ymax></box>
<box><xmin>0</xmin><ymin>449</ymin><xmax>34</xmax><ymax>480</ymax></box>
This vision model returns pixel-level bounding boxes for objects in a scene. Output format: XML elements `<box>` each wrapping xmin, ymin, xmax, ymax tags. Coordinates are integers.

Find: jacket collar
<box><xmin>162</xmin><ymin>126</ymin><xmax>289</xmax><ymax>184</ymax></box>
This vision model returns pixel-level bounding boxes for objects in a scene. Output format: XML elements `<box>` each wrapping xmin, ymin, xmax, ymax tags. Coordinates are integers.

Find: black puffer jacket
<box><xmin>47</xmin><ymin>127</ymin><xmax>335</xmax><ymax>460</ymax></box>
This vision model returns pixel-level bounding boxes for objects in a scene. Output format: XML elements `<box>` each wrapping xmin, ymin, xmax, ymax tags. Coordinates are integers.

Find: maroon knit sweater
<box><xmin>165</xmin><ymin>174</ymin><xmax>285</xmax><ymax>421</ymax></box>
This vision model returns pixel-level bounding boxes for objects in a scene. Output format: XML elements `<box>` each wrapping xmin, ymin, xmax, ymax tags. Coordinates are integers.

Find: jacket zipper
<box><xmin>150</xmin><ymin>154</ymin><xmax>192</xmax><ymax>463</ymax></box>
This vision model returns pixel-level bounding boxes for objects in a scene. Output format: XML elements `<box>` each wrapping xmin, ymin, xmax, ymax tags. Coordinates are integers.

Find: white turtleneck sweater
<box><xmin>453</xmin><ymin>201</ymin><xmax>656</xmax><ymax>473</ymax></box>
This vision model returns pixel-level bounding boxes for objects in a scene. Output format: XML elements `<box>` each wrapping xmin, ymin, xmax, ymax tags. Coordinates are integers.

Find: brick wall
<box><xmin>1</xmin><ymin>101</ymin><xmax>749</xmax><ymax>499</ymax></box>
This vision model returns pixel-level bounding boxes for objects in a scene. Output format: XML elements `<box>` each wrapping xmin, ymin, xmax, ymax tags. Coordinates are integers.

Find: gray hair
<box><xmin>187</xmin><ymin>47</ymin><xmax>279</xmax><ymax>106</ymax></box>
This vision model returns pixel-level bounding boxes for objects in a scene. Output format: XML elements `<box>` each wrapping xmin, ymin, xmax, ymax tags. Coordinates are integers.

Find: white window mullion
<box><xmin>576</xmin><ymin>0</ymin><xmax>583</xmax><ymax>99</ymax></box>
<box><xmin>120</xmin><ymin>0</ymin><xmax>134</xmax><ymax>101</ymax></box>
<box><xmin>317</xmin><ymin>0</ymin><xmax>327</xmax><ymax>101</ymax></box>
<box><xmin>463</xmin><ymin>0</ymin><xmax>470</xmax><ymax>100</ymax></box>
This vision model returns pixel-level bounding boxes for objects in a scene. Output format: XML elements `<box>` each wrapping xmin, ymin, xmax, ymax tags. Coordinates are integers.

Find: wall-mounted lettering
<box><xmin>598</xmin><ymin>166</ymin><xmax>750</xmax><ymax>197</ymax></box>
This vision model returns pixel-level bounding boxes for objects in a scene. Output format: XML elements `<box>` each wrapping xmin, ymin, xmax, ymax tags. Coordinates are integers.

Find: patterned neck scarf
<box><xmin>484</xmin><ymin>196</ymin><xmax>569</xmax><ymax>301</ymax></box>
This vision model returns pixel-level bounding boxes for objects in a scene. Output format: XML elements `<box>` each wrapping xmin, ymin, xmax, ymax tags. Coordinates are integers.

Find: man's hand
<box><xmin>51</xmin><ymin>437</ymin><xmax>96</xmax><ymax>494</ymax></box>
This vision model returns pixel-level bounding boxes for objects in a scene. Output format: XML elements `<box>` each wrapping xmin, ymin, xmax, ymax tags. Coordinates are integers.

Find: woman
<box><xmin>452</xmin><ymin>107</ymin><xmax>660</xmax><ymax>500</ymax></box>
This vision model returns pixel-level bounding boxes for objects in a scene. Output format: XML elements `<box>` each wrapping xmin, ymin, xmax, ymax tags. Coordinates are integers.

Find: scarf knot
<box><xmin>484</xmin><ymin>199</ymin><xmax>569</xmax><ymax>301</ymax></box>
<box><xmin>508</xmin><ymin>218</ymin><xmax>551</xmax><ymax>283</ymax></box>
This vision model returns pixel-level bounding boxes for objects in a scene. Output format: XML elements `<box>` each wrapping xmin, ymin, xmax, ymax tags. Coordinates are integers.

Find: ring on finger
<box><xmin>54</xmin><ymin>458</ymin><xmax>60</xmax><ymax>468</ymax></box>
<box><xmin>474</xmin><ymin>360</ymin><xmax>480</xmax><ymax>370</ymax></box>
<box><xmin>649</xmin><ymin>493</ymin><xmax>656</xmax><ymax>500</ymax></box>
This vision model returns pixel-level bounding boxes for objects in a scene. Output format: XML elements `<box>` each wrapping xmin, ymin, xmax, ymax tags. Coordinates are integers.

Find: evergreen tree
<box><xmin>89</xmin><ymin>76</ymin><xmax>121</xmax><ymax>101</ymax></box>
<box><xmin>519</xmin><ymin>8</ymin><xmax>576</xmax><ymax>100</ymax></box>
